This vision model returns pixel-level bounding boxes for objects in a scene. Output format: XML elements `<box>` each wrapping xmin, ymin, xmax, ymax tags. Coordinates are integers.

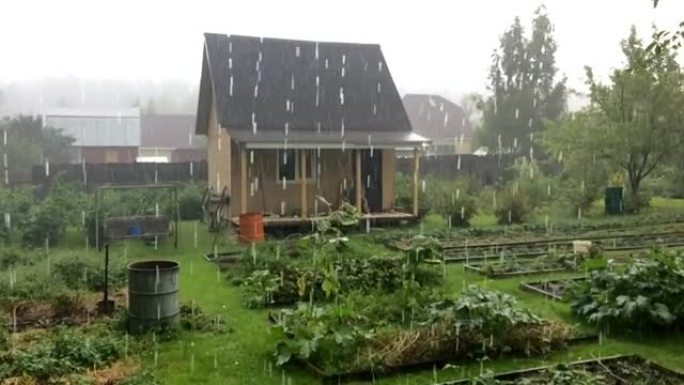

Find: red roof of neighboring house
<box><xmin>141</xmin><ymin>114</ymin><xmax>205</xmax><ymax>148</ymax></box>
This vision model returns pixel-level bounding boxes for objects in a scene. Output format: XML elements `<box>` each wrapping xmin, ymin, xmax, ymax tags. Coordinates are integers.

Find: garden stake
<box><xmin>194</xmin><ymin>222</ymin><xmax>198</xmax><ymax>248</ymax></box>
<box><xmin>191</xmin><ymin>342</ymin><xmax>195</xmax><ymax>372</ymax></box>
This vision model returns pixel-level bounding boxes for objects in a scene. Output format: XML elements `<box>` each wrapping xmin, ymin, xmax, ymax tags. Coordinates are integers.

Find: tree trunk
<box><xmin>628</xmin><ymin>175</ymin><xmax>642</xmax><ymax>213</ymax></box>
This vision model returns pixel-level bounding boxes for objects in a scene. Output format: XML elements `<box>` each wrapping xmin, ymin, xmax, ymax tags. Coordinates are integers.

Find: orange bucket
<box><xmin>239</xmin><ymin>212</ymin><xmax>265</xmax><ymax>243</ymax></box>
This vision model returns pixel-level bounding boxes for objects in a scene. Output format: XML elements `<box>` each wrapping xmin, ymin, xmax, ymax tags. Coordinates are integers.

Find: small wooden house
<box><xmin>195</xmin><ymin>33</ymin><xmax>428</xmax><ymax>227</ymax></box>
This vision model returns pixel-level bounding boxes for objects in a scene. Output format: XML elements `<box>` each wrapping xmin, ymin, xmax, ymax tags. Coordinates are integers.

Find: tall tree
<box><xmin>477</xmin><ymin>7</ymin><xmax>566</xmax><ymax>156</ymax></box>
<box><xmin>547</xmin><ymin>28</ymin><xmax>684</xmax><ymax>211</ymax></box>
<box><xmin>0</xmin><ymin>116</ymin><xmax>74</xmax><ymax>184</ymax></box>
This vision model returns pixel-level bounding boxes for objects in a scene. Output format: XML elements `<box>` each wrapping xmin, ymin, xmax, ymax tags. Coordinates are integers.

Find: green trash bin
<box><xmin>605</xmin><ymin>187</ymin><xmax>624</xmax><ymax>215</ymax></box>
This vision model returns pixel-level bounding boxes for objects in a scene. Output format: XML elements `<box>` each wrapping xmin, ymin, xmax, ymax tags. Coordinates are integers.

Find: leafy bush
<box><xmin>0</xmin><ymin>247</ymin><xmax>32</xmax><ymax>269</ymax></box>
<box><xmin>273</xmin><ymin>286</ymin><xmax>569</xmax><ymax>373</ymax></box>
<box><xmin>175</xmin><ymin>183</ymin><xmax>205</xmax><ymax>220</ymax></box>
<box><xmin>494</xmin><ymin>191</ymin><xmax>530</xmax><ymax>224</ymax></box>
<box><xmin>1</xmin><ymin>327</ymin><xmax>122</xmax><ymax>382</ymax></box>
<box><xmin>50</xmin><ymin>251</ymin><xmax>127</xmax><ymax>292</ymax></box>
<box><xmin>394</xmin><ymin>172</ymin><xmax>429</xmax><ymax>215</ymax></box>
<box><xmin>571</xmin><ymin>249</ymin><xmax>684</xmax><ymax>331</ymax></box>
<box><xmin>444</xmin><ymin>195</ymin><xmax>478</xmax><ymax>226</ymax></box>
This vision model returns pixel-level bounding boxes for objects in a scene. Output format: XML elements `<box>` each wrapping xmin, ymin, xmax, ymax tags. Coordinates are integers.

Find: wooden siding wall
<box><xmin>206</xmin><ymin>99</ymin><xmax>232</xmax><ymax>199</ymax></box>
<box><xmin>231</xmin><ymin>148</ymin><xmax>358</xmax><ymax>217</ymax></box>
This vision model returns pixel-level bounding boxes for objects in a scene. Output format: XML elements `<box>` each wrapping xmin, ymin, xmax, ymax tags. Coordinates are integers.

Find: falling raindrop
<box><xmin>444</xmin><ymin>113</ymin><xmax>449</xmax><ymax>127</ymax></box>
<box><xmin>421</xmin><ymin>179</ymin><xmax>426</xmax><ymax>193</ymax></box>
<box><xmin>290</xmin><ymin>75</ymin><xmax>295</xmax><ymax>90</ymax></box>
<box><xmin>325</xmin><ymin>58</ymin><xmax>329</xmax><ymax>69</ymax></box>
<box><xmin>378</xmin><ymin>61</ymin><xmax>383</xmax><ymax>72</ymax></box>
<box><xmin>339</xmin><ymin>87</ymin><xmax>344</xmax><ymax>105</ymax></box>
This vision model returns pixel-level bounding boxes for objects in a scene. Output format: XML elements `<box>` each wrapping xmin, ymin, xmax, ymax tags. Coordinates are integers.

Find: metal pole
<box><xmin>103</xmin><ymin>243</ymin><xmax>110</xmax><ymax>314</ymax></box>
<box><xmin>174</xmin><ymin>187</ymin><xmax>179</xmax><ymax>249</ymax></box>
<box><xmin>95</xmin><ymin>189</ymin><xmax>100</xmax><ymax>251</ymax></box>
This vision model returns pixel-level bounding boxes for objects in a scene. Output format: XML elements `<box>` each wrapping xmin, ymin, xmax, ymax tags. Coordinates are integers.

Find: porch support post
<box><xmin>300</xmin><ymin>150</ymin><xmax>308</xmax><ymax>217</ymax></box>
<box><xmin>355</xmin><ymin>149</ymin><xmax>362</xmax><ymax>213</ymax></box>
<box><xmin>412</xmin><ymin>147</ymin><xmax>420</xmax><ymax>217</ymax></box>
<box><xmin>240</xmin><ymin>145</ymin><xmax>247</xmax><ymax>214</ymax></box>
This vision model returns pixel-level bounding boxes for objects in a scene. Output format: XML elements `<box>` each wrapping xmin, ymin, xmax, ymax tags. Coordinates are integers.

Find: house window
<box><xmin>277</xmin><ymin>149</ymin><xmax>316</xmax><ymax>182</ymax></box>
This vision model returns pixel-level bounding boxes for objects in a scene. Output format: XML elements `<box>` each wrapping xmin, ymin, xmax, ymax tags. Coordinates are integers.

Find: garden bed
<box><xmin>520</xmin><ymin>277</ymin><xmax>586</xmax><ymax>300</ymax></box>
<box><xmin>272</xmin><ymin>286</ymin><xmax>586</xmax><ymax>382</ymax></box>
<box><xmin>442</xmin><ymin>229</ymin><xmax>684</xmax><ymax>262</ymax></box>
<box><xmin>205</xmin><ymin>249</ymin><xmax>243</xmax><ymax>269</ymax></box>
<box><xmin>444</xmin><ymin>354</ymin><xmax>684</xmax><ymax>384</ymax></box>
<box><xmin>464</xmin><ymin>254</ymin><xmax>582</xmax><ymax>278</ymax></box>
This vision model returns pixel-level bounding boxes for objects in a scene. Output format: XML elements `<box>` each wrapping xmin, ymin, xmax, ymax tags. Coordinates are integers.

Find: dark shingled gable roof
<box><xmin>402</xmin><ymin>94</ymin><xmax>473</xmax><ymax>140</ymax></box>
<box><xmin>197</xmin><ymin>33</ymin><xmax>414</xmax><ymax>139</ymax></box>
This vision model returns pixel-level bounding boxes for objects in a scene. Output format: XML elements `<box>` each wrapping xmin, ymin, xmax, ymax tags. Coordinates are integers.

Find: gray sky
<box><xmin>2</xmin><ymin>0</ymin><xmax>682</xmax><ymax>100</ymax></box>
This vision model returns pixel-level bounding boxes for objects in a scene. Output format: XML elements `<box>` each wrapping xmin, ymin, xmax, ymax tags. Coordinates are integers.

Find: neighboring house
<box><xmin>43</xmin><ymin>108</ymin><xmax>141</xmax><ymax>163</ymax></box>
<box><xmin>195</xmin><ymin>33</ymin><xmax>429</xmax><ymax>222</ymax></box>
<box><xmin>140</xmin><ymin>114</ymin><xmax>207</xmax><ymax>162</ymax></box>
<box><xmin>402</xmin><ymin>94</ymin><xmax>473</xmax><ymax>155</ymax></box>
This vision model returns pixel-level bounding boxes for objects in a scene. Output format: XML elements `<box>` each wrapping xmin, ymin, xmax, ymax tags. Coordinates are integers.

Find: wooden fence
<box><xmin>397</xmin><ymin>154</ymin><xmax>516</xmax><ymax>185</ymax></box>
<box><xmin>31</xmin><ymin>161</ymin><xmax>207</xmax><ymax>188</ymax></box>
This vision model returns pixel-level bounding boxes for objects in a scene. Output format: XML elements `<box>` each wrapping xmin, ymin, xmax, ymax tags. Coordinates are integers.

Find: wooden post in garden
<box><xmin>412</xmin><ymin>147</ymin><xmax>420</xmax><ymax>217</ymax></box>
<box><xmin>240</xmin><ymin>146</ymin><xmax>247</xmax><ymax>214</ymax></box>
<box><xmin>355</xmin><ymin>149</ymin><xmax>362</xmax><ymax>213</ymax></box>
<box><xmin>300</xmin><ymin>150</ymin><xmax>308</xmax><ymax>217</ymax></box>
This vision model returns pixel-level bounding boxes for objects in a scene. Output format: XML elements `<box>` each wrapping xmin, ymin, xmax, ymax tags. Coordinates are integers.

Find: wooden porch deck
<box><xmin>231</xmin><ymin>211</ymin><xmax>415</xmax><ymax>229</ymax></box>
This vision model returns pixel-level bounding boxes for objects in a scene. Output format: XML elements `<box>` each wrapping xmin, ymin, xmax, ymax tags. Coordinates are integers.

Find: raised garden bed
<box><xmin>464</xmin><ymin>255</ymin><xmax>583</xmax><ymax>278</ymax></box>
<box><xmin>444</xmin><ymin>354</ymin><xmax>684</xmax><ymax>384</ymax></box>
<box><xmin>520</xmin><ymin>277</ymin><xmax>586</xmax><ymax>300</ymax></box>
<box><xmin>204</xmin><ymin>249</ymin><xmax>243</xmax><ymax>269</ymax></box>
<box><xmin>442</xmin><ymin>229</ymin><xmax>684</xmax><ymax>262</ymax></box>
<box><xmin>295</xmin><ymin>330</ymin><xmax>598</xmax><ymax>384</ymax></box>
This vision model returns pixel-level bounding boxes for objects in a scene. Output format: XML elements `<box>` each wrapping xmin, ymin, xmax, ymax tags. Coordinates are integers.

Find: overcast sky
<box><xmin>1</xmin><ymin>0</ymin><xmax>682</xmax><ymax>100</ymax></box>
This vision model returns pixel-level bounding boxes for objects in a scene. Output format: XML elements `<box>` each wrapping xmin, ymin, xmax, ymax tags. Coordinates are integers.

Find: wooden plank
<box><xmin>300</xmin><ymin>150</ymin><xmax>308</xmax><ymax>217</ymax></box>
<box><xmin>355</xmin><ymin>150</ymin><xmax>362</xmax><ymax>213</ymax></box>
<box><xmin>240</xmin><ymin>146</ymin><xmax>247</xmax><ymax>214</ymax></box>
<box><xmin>412</xmin><ymin>147</ymin><xmax>420</xmax><ymax>216</ymax></box>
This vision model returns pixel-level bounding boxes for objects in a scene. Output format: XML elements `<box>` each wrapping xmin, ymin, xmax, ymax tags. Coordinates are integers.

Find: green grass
<box><xmin>17</xmin><ymin>200</ymin><xmax>684</xmax><ymax>384</ymax></box>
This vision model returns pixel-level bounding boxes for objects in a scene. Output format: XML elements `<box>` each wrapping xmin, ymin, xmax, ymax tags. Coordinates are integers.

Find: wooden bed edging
<box><xmin>438</xmin><ymin>354</ymin><xmax>684</xmax><ymax>384</ymax></box>
<box><xmin>519</xmin><ymin>276</ymin><xmax>587</xmax><ymax>301</ymax></box>
<box><xmin>463</xmin><ymin>263</ymin><xmax>576</xmax><ymax>278</ymax></box>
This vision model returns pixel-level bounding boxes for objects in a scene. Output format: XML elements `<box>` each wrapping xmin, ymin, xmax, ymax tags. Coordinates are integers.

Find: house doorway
<box><xmin>360</xmin><ymin>149</ymin><xmax>383</xmax><ymax>212</ymax></box>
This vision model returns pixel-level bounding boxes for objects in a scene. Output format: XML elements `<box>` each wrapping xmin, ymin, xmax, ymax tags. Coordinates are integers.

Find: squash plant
<box><xmin>571</xmin><ymin>249</ymin><xmax>684</xmax><ymax>331</ymax></box>
<box><xmin>272</xmin><ymin>286</ymin><xmax>570</xmax><ymax>374</ymax></box>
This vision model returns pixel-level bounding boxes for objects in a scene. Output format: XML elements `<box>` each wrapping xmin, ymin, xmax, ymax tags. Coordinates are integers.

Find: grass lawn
<box><xmin>46</xmin><ymin>198</ymin><xmax>684</xmax><ymax>384</ymax></box>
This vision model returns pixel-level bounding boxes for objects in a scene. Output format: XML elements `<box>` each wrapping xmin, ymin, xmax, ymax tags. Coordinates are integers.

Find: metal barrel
<box><xmin>127</xmin><ymin>260</ymin><xmax>180</xmax><ymax>333</ymax></box>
